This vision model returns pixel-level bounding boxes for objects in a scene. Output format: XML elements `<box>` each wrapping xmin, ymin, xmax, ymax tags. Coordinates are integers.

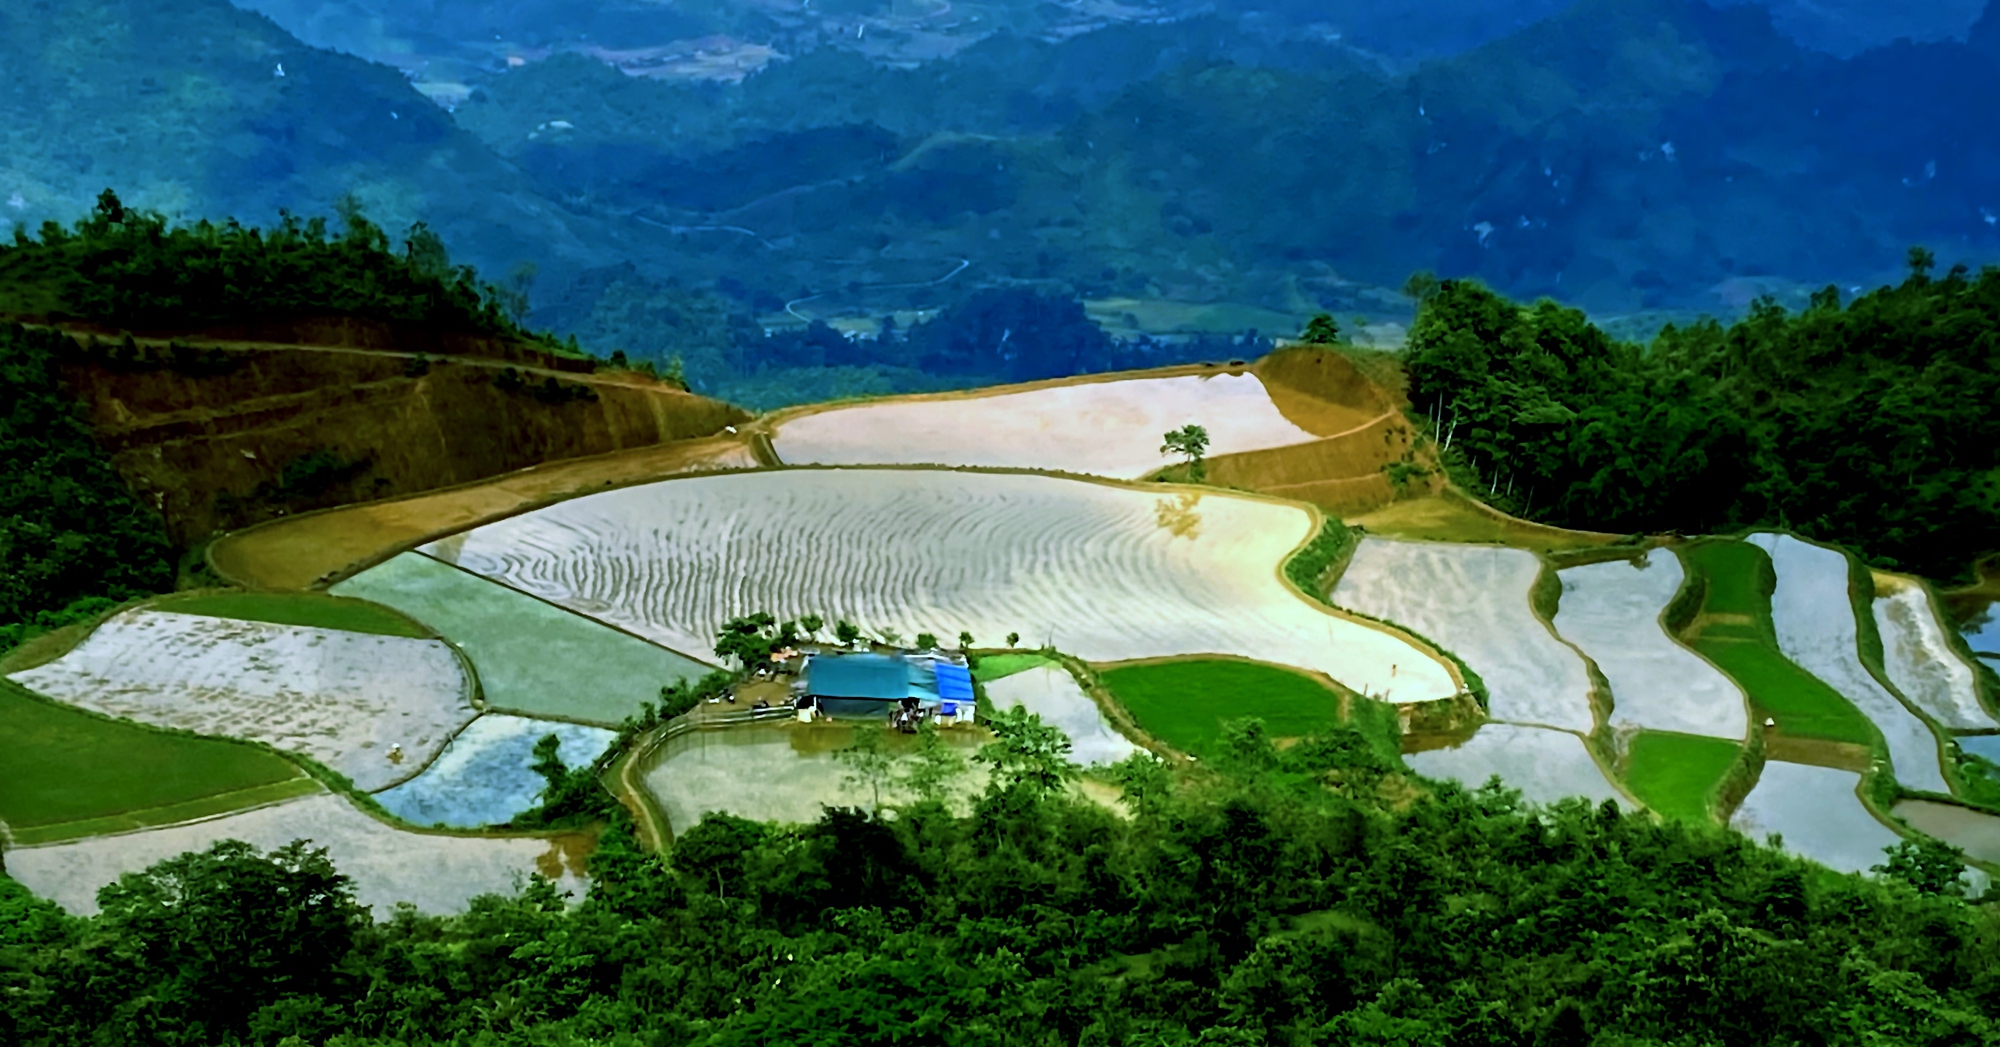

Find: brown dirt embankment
<box><xmin>57</xmin><ymin>332</ymin><xmax>749</xmax><ymax>546</ymax></box>
<box><xmin>1197</xmin><ymin>348</ymin><xmax>1420</xmax><ymax>516</ymax></box>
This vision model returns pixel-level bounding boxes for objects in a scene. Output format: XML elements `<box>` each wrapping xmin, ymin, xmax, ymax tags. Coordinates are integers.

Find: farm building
<box><xmin>795</xmin><ymin>650</ymin><xmax>975</xmax><ymax>726</ymax></box>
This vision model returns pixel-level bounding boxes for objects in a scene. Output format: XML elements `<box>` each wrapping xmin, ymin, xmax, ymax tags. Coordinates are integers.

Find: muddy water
<box><xmin>638</xmin><ymin>722</ymin><xmax>989</xmax><ymax>836</ymax></box>
<box><xmin>1895</xmin><ymin>799</ymin><xmax>2000</xmax><ymax>865</ymax></box>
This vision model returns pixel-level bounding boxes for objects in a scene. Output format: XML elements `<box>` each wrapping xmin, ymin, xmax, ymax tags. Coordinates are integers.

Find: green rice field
<box><xmin>1622</xmin><ymin>731</ymin><xmax>1741</xmax><ymax>823</ymax></box>
<box><xmin>332</xmin><ymin>552</ymin><xmax>711</xmax><ymax>725</ymax></box>
<box><xmin>153</xmin><ymin>590</ymin><xmax>432</xmax><ymax>637</ymax></box>
<box><xmin>1679</xmin><ymin>543</ymin><xmax>1876</xmax><ymax>746</ymax></box>
<box><xmin>1099</xmin><ymin>658</ymin><xmax>1347</xmax><ymax>756</ymax></box>
<box><xmin>974</xmin><ymin>653</ymin><xmax>1055</xmax><ymax>681</ymax></box>
<box><xmin>0</xmin><ymin>681</ymin><xmax>315</xmax><ymax>845</ymax></box>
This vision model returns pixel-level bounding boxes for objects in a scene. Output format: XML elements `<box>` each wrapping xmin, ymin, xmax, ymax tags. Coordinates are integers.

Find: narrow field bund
<box><xmin>983</xmin><ymin>664</ymin><xmax>1139</xmax><ymax>767</ymax></box>
<box><xmin>7</xmin><ymin>610</ymin><xmax>475</xmax><ymax>792</ymax></box>
<box><xmin>424</xmin><ymin>469</ymin><xmax>1461</xmax><ymax>704</ymax></box>
<box><xmin>1676</xmin><ymin>542</ymin><xmax>1890</xmax><ymax>754</ymax></box>
<box><xmin>1098</xmin><ymin>658</ymin><xmax>1350</xmax><ymax>757</ymax></box>
<box><xmin>1743</xmin><ymin>534</ymin><xmax>1950</xmax><ymax>793</ymax></box>
<box><xmin>0</xmin><ymin>680</ymin><xmax>314</xmax><ymax>845</ymax></box>
<box><xmin>769</xmin><ymin>371</ymin><xmax>1323</xmax><ymax>478</ymax></box>
<box><xmin>375</xmin><ymin>714</ymin><xmax>618</xmax><ymax>829</ymax></box>
<box><xmin>1552</xmin><ymin>552</ymin><xmax>1748</xmax><ymax>740</ymax></box>
<box><xmin>333</xmin><ymin>552</ymin><xmax>711</xmax><ymax>725</ymax></box>
<box><xmin>1404</xmin><ymin>724</ymin><xmax>1625</xmax><ymax>807</ymax></box>
<box><xmin>1731</xmin><ymin>761</ymin><xmax>1904</xmax><ymax>874</ymax></box>
<box><xmin>6</xmin><ymin>793</ymin><xmax>588</xmax><ymax>916</ymax></box>
<box><xmin>1621</xmin><ymin>732</ymin><xmax>1742</xmax><ymax>824</ymax></box>
<box><xmin>1871</xmin><ymin>578</ymin><xmax>1999</xmax><ymax>730</ymax></box>
<box><xmin>1332</xmin><ymin>538</ymin><xmax>1596</xmax><ymax>732</ymax></box>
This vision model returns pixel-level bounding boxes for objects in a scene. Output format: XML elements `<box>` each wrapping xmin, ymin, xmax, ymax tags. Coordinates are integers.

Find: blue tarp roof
<box><xmin>935</xmin><ymin>663</ymin><xmax>974</xmax><ymax>703</ymax></box>
<box><xmin>804</xmin><ymin>654</ymin><xmax>909</xmax><ymax>701</ymax></box>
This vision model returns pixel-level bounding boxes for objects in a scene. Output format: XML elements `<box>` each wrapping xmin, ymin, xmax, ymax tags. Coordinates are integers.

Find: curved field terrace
<box><xmin>1731</xmin><ymin>761</ymin><xmax>1903</xmax><ymax>874</ymax></box>
<box><xmin>1331</xmin><ymin>539</ymin><xmax>1596</xmax><ymax>732</ymax></box>
<box><xmin>1745</xmin><ymin>534</ymin><xmax>1949</xmax><ymax>794</ymax></box>
<box><xmin>8</xmin><ymin>610</ymin><xmax>476</xmax><ymax>792</ymax></box>
<box><xmin>1871</xmin><ymin>578</ymin><xmax>1998</xmax><ymax>730</ymax></box>
<box><xmin>983</xmin><ymin>664</ymin><xmax>1139</xmax><ymax>767</ymax></box>
<box><xmin>770</xmin><ymin>373</ymin><xmax>1321</xmax><ymax>478</ymax></box>
<box><xmin>6</xmin><ymin>793</ymin><xmax>586</xmax><ymax>916</ymax></box>
<box><xmin>425</xmin><ymin>469</ymin><xmax>1460</xmax><ymax>704</ymax></box>
<box><xmin>1552</xmin><ymin>552</ymin><xmax>1746</xmax><ymax>739</ymax></box>
<box><xmin>375</xmin><ymin>715</ymin><xmax>619</xmax><ymax>829</ymax></box>
<box><xmin>1403</xmin><ymin>724</ymin><xmax>1625</xmax><ymax>807</ymax></box>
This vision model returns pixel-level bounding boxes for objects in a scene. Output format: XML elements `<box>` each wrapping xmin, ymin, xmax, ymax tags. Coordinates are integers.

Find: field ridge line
<box><xmin>414</xmin><ymin>550</ymin><xmax>720</xmax><ymax>669</ymax></box>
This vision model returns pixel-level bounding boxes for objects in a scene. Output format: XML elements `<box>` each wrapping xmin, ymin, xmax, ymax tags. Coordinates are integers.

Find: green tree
<box><xmin>799</xmin><ymin>614</ymin><xmax>825</xmax><ymax>639</ymax></box>
<box><xmin>897</xmin><ymin>722</ymin><xmax>967</xmax><ymax>805</ymax></box>
<box><xmin>836</xmin><ymin>724</ymin><xmax>898</xmax><ymax>813</ymax></box>
<box><xmin>1006</xmin><ymin>631</ymin><xmax>1021</xmax><ymax>647</ymax></box>
<box><xmin>1873</xmin><ymin>837</ymin><xmax>1968</xmax><ymax>897</ymax></box>
<box><xmin>974</xmin><ymin>706</ymin><xmax>1077</xmax><ymax>800</ymax></box>
<box><xmin>1300</xmin><ymin>313</ymin><xmax>1341</xmax><ymax>344</ymax></box>
<box><xmin>836</xmin><ymin>619</ymin><xmax>863</xmax><ymax>646</ymax></box>
<box><xmin>1160</xmin><ymin>423</ymin><xmax>1211</xmax><ymax>481</ymax></box>
<box><xmin>957</xmin><ymin>630</ymin><xmax>975</xmax><ymax>650</ymax></box>
<box><xmin>915</xmin><ymin>631</ymin><xmax>939</xmax><ymax>650</ymax></box>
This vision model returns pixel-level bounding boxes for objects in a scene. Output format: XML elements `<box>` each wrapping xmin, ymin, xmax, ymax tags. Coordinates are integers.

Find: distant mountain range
<box><xmin>4</xmin><ymin>0</ymin><xmax>1997</xmax><ymax>349</ymax></box>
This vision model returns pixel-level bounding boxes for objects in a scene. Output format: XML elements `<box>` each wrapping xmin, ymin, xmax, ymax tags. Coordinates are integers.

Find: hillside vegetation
<box><xmin>1403</xmin><ymin>257</ymin><xmax>2000</xmax><ymax>579</ymax></box>
<box><xmin>4</xmin><ymin>717</ymin><xmax>1996</xmax><ymax>1044</ymax></box>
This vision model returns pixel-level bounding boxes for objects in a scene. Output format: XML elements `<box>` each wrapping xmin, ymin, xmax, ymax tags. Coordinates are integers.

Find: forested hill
<box><xmin>5</xmin><ymin>719</ymin><xmax>1997</xmax><ymax>1045</ymax></box>
<box><xmin>1400</xmin><ymin>255</ymin><xmax>2000</xmax><ymax>579</ymax></box>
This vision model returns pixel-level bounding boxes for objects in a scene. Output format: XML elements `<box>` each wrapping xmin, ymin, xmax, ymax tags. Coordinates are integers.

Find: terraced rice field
<box><xmin>1893</xmin><ymin>799</ymin><xmax>2000</xmax><ymax>866</ymax></box>
<box><xmin>1099</xmin><ymin>658</ymin><xmax>1348</xmax><ymax>755</ymax></box>
<box><xmin>150</xmin><ymin>590</ymin><xmax>431</xmax><ymax>638</ymax></box>
<box><xmin>1552</xmin><ymin>553</ymin><xmax>1746</xmax><ymax>739</ymax></box>
<box><xmin>6</xmin><ymin>793</ymin><xmax>585</xmax><ymax>916</ymax></box>
<box><xmin>333</xmin><ymin>553</ymin><xmax>710</xmax><ymax>725</ymax></box>
<box><xmin>769</xmin><ymin>373</ymin><xmax>1321</xmax><ymax>478</ymax></box>
<box><xmin>1677</xmin><ymin>542</ymin><xmax>1886</xmax><ymax>752</ymax></box>
<box><xmin>984</xmin><ymin>665</ymin><xmax>1138</xmax><ymax>767</ymax></box>
<box><xmin>0</xmin><ymin>680</ymin><xmax>318</xmax><ymax>846</ymax></box>
<box><xmin>1742</xmin><ymin>535</ymin><xmax>1948</xmax><ymax>792</ymax></box>
<box><xmin>641</xmin><ymin>723</ymin><xmax>989</xmax><ymax>833</ymax></box>
<box><xmin>1404</xmin><ymin>724</ymin><xmax>1625</xmax><ymax>807</ymax></box>
<box><xmin>7</xmin><ymin>610</ymin><xmax>475</xmax><ymax>792</ymax></box>
<box><xmin>1331</xmin><ymin>539</ymin><xmax>1595</xmax><ymax>731</ymax></box>
<box><xmin>1621</xmin><ymin>732</ymin><xmax>1741</xmax><ymax>823</ymax></box>
<box><xmin>426</xmin><ymin>470</ymin><xmax>1459</xmax><ymax>704</ymax></box>
<box><xmin>1731</xmin><ymin>761</ymin><xmax>1903</xmax><ymax>874</ymax></box>
<box><xmin>973</xmin><ymin>653</ymin><xmax>1056</xmax><ymax>682</ymax></box>
<box><xmin>375</xmin><ymin>715</ymin><xmax>619</xmax><ymax>828</ymax></box>
<box><xmin>1871</xmin><ymin>578</ymin><xmax>1998</xmax><ymax>730</ymax></box>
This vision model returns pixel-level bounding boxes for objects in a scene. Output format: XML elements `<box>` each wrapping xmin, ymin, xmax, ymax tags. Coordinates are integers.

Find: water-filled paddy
<box><xmin>1730</xmin><ymin>761</ymin><xmax>1903</xmax><ymax>874</ymax></box>
<box><xmin>1893</xmin><ymin>799</ymin><xmax>2000</xmax><ymax>866</ymax></box>
<box><xmin>985</xmin><ymin>664</ymin><xmax>1139</xmax><ymax>767</ymax></box>
<box><xmin>334</xmin><ymin>552</ymin><xmax>711</xmax><ymax>725</ymax></box>
<box><xmin>1552</xmin><ymin>552</ymin><xmax>1745</xmax><ymax>739</ymax></box>
<box><xmin>1871</xmin><ymin>579</ymin><xmax>1998</xmax><ymax>730</ymax></box>
<box><xmin>1404</xmin><ymin>724</ymin><xmax>1624</xmax><ymax>807</ymax></box>
<box><xmin>375</xmin><ymin>715</ymin><xmax>619</xmax><ymax>828</ymax></box>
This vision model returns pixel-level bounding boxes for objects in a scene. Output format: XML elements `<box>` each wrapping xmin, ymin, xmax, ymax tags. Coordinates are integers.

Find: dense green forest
<box><xmin>4</xmin><ymin>717</ymin><xmax>1995</xmax><ymax>1045</ymax></box>
<box><xmin>0</xmin><ymin>322</ymin><xmax>173</xmax><ymax>645</ymax></box>
<box><xmin>1403</xmin><ymin>255</ymin><xmax>2000</xmax><ymax>579</ymax></box>
<box><xmin>1</xmin><ymin>191</ymin><xmax>530</xmax><ymax>337</ymax></box>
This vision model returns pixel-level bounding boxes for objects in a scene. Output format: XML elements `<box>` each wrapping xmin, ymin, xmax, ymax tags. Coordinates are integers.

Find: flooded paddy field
<box><xmin>985</xmin><ymin>664</ymin><xmax>1139</xmax><ymax>766</ymax></box>
<box><xmin>375</xmin><ymin>715</ymin><xmax>619</xmax><ymax>828</ymax></box>
<box><xmin>1404</xmin><ymin>724</ymin><xmax>1625</xmax><ymax>807</ymax></box>
<box><xmin>1552</xmin><ymin>552</ymin><xmax>1746</xmax><ymax>739</ymax></box>
<box><xmin>1731</xmin><ymin>761</ymin><xmax>1903</xmax><ymax>874</ymax></box>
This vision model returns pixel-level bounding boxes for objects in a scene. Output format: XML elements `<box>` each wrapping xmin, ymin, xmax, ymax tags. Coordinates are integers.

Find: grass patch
<box><xmin>1678</xmin><ymin>542</ymin><xmax>1876</xmax><ymax>746</ymax></box>
<box><xmin>10</xmin><ymin>778</ymin><xmax>324</xmax><ymax>846</ymax></box>
<box><xmin>1348</xmin><ymin>489</ymin><xmax>1614</xmax><ymax>553</ymax></box>
<box><xmin>1284</xmin><ymin>515</ymin><xmax>1360</xmax><ymax>598</ymax></box>
<box><xmin>152</xmin><ymin>590</ymin><xmax>431</xmax><ymax>637</ymax></box>
<box><xmin>1100</xmin><ymin>659</ymin><xmax>1347</xmax><ymax>756</ymax></box>
<box><xmin>331</xmin><ymin>552</ymin><xmax>710</xmax><ymax>725</ymax></box>
<box><xmin>0</xmin><ymin>680</ymin><xmax>308</xmax><ymax>838</ymax></box>
<box><xmin>974</xmin><ymin>653</ymin><xmax>1054</xmax><ymax>682</ymax></box>
<box><xmin>1623</xmin><ymin>732</ymin><xmax>1740</xmax><ymax>823</ymax></box>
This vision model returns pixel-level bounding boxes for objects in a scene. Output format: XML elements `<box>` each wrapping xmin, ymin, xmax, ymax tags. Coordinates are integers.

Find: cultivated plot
<box><xmin>151</xmin><ymin>590</ymin><xmax>430</xmax><ymax>638</ymax></box>
<box><xmin>985</xmin><ymin>665</ymin><xmax>1139</xmax><ymax>767</ymax></box>
<box><xmin>333</xmin><ymin>553</ymin><xmax>710</xmax><ymax>725</ymax></box>
<box><xmin>641</xmin><ymin>723</ymin><xmax>989</xmax><ymax>833</ymax></box>
<box><xmin>1893</xmin><ymin>799</ymin><xmax>2000</xmax><ymax>867</ymax></box>
<box><xmin>7</xmin><ymin>793</ymin><xmax>583</xmax><ymax>916</ymax></box>
<box><xmin>1744</xmin><ymin>534</ymin><xmax>1949</xmax><ymax>793</ymax></box>
<box><xmin>427</xmin><ymin>470</ymin><xmax>1460</xmax><ymax>704</ymax></box>
<box><xmin>1552</xmin><ymin>553</ymin><xmax>1746</xmax><ymax>739</ymax></box>
<box><xmin>770</xmin><ymin>373</ymin><xmax>1321</xmax><ymax>478</ymax></box>
<box><xmin>8</xmin><ymin>610</ymin><xmax>474</xmax><ymax>792</ymax></box>
<box><xmin>1872</xmin><ymin>579</ymin><xmax>1998</xmax><ymax>730</ymax></box>
<box><xmin>0</xmin><ymin>680</ymin><xmax>317</xmax><ymax>846</ymax></box>
<box><xmin>375</xmin><ymin>715</ymin><xmax>619</xmax><ymax>829</ymax></box>
<box><xmin>1731</xmin><ymin>761</ymin><xmax>1903</xmax><ymax>874</ymax></box>
<box><xmin>1100</xmin><ymin>658</ymin><xmax>1349</xmax><ymax>755</ymax></box>
<box><xmin>1621</xmin><ymin>731</ymin><xmax>1741</xmax><ymax>824</ymax></box>
<box><xmin>1404</xmin><ymin>724</ymin><xmax>1625</xmax><ymax>807</ymax></box>
<box><xmin>1332</xmin><ymin>539</ymin><xmax>1595</xmax><ymax>731</ymax></box>
<box><xmin>973</xmin><ymin>653</ymin><xmax>1055</xmax><ymax>682</ymax></box>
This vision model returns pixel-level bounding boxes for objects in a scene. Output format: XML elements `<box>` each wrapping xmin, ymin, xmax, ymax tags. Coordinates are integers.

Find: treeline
<box><xmin>3</xmin><ymin>717</ymin><xmax>1993</xmax><ymax>1045</ymax></box>
<box><xmin>1403</xmin><ymin>255</ymin><xmax>2000</xmax><ymax>578</ymax></box>
<box><xmin>0</xmin><ymin>323</ymin><xmax>173</xmax><ymax>644</ymax></box>
<box><xmin>1</xmin><ymin>190</ymin><xmax>527</xmax><ymax>338</ymax></box>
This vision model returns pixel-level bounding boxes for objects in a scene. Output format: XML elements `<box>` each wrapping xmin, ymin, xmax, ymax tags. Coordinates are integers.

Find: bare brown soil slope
<box><xmin>1201</xmin><ymin>348</ymin><xmax>1426</xmax><ymax>515</ymax></box>
<box><xmin>56</xmin><ymin>332</ymin><xmax>748</xmax><ymax>545</ymax></box>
